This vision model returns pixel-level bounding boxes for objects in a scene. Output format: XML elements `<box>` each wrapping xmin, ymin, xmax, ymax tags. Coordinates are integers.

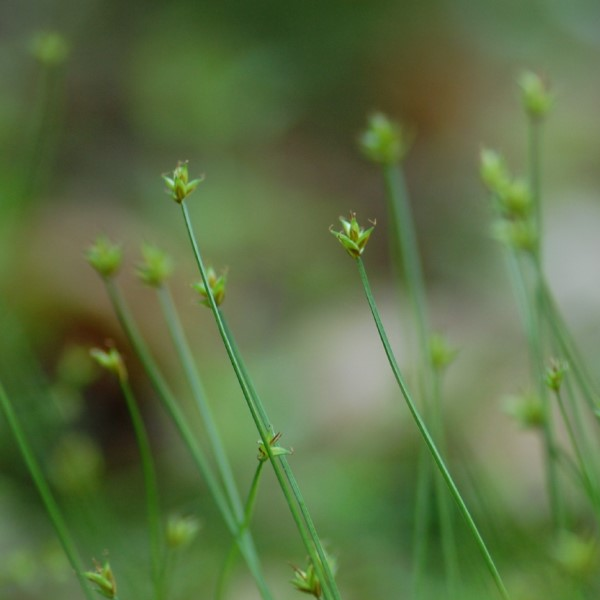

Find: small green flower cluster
<box><xmin>519</xmin><ymin>71</ymin><xmax>552</xmax><ymax>120</ymax></box>
<box><xmin>86</xmin><ymin>237</ymin><xmax>225</xmax><ymax>307</ymax></box>
<box><xmin>162</xmin><ymin>161</ymin><xmax>204</xmax><ymax>204</ymax></box>
<box><xmin>193</xmin><ymin>266</ymin><xmax>227</xmax><ymax>307</ymax></box>
<box><xmin>85</xmin><ymin>561</ymin><xmax>117</xmax><ymax>599</ymax></box>
<box><xmin>330</xmin><ymin>212</ymin><xmax>375</xmax><ymax>259</ymax></box>
<box><xmin>290</xmin><ymin>552</ymin><xmax>337</xmax><ymax>599</ymax></box>
<box><xmin>359</xmin><ymin>112</ymin><xmax>411</xmax><ymax>165</ymax></box>
<box><xmin>480</xmin><ymin>149</ymin><xmax>537</xmax><ymax>253</ymax></box>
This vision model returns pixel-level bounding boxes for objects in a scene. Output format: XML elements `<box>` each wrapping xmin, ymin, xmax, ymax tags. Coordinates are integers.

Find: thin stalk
<box><xmin>216</xmin><ymin>461</ymin><xmax>265</xmax><ymax>600</ymax></box>
<box><xmin>0</xmin><ymin>380</ymin><xmax>96</xmax><ymax>600</ymax></box>
<box><xmin>526</xmin><ymin>110</ymin><xmax>568</xmax><ymax>529</ymax></box>
<box><xmin>539</xmin><ymin>280</ymin><xmax>600</xmax><ymax>411</ymax></box>
<box><xmin>411</xmin><ymin>450</ymin><xmax>433</xmax><ymax>599</ymax></box>
<box><xmin>553</xmin><ymin>388</ymin><xmax>600</xmax><ymax>516</ymax></box>
<box><xmin>431</xmin><ymin>373</ymin><xmax>460</xmax><ymax>597</ymax></box>
<box><xmin>116</xmin><ymin>371</ymin><xmax>163</xmax><ymax>600</ymax></box>
<box><xmin>527</xmin><ymin>117</ymin><xmax>542</xmax><ymax>258</ymax></box>
<box><xmin>382</xmin><ymin>163</ymin><xmax>459</xmax><ymax>596</ymax></box>
<box><xmin>102</xmin><ymin>279</ymin><xmax>273</xmax><ymax>600</ymax></box>
<box><xmin>181</xmin><ymin>201</ymin><xmax>341</xmax><ymax>600</ymax></box>
<box><xmin>356</xmin><ymin>257</ymin><xmax>510</xmax><ymax>600</ymax></box>
<box><xmin>381</xmin><ymin>165</ymin><xmax>431</xmax><ymax>368</ymax></box>
<box><xmin>156</xmin><ymin>285</ymin><xmax>244</xmax><ymax>518</ymax></box>
<box><xmin>523</xmin><ymin>259</ymin><xmax>565</xmax><ymax>530</ymax></box>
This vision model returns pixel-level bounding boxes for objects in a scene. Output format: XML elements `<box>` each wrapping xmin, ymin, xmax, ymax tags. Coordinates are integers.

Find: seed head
<box><xmin>162</xmin><ymin>161</ymin><xmax>204</xmax><ymax>204</ymax></box>
<box><xmin>330</xmin><ymin>212</ymin><xmax>375</xmax><ymax>259</ymax></box>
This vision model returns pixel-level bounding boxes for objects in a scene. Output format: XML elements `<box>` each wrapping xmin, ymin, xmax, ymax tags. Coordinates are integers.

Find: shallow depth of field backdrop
<box><xmin>3</xmin><ymin>1</ymin><xmax>600</xmax><ymax>599</ymax></box>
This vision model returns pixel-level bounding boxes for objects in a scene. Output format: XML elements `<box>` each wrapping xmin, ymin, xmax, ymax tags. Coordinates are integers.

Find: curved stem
<box><xmin>181</xmin><ymin>201</ymin><xmax>341</xmax><ymax>600</ymax></box>
<box><xmin>156</xmin><ymin>285</ymin><xmax>244</xmax><ymax>518</ymax></box>
<box><xmin>0</xmin><ymin>380</ymin><xmax>96</xmax><ymax>600</ymax></box>
<box><xmin>216</xmin><ymin>461</ymin><xmax>265</xmax><ymax>600</ymax></box>
<box><xmin>383</xmin><ymin>163</ymin><xmax>459</xmax><ymax>595</ymax></box>
<box><xmin>117</xmin><ymin>373</ymin><xmax>163</xmax><ymax>600</ymax></box>
<box><xmin>356</xmin><ymin>257</ymin><xmax>510</xmax><ymax>600</ymax></box>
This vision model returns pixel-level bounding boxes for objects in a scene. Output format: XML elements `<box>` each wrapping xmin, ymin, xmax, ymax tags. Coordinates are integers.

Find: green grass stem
<box><xmin>180</xmin><ymin>200</ymin><xmax>341</xmax><ymax>600</ymax></box>
<box><xmin>0</xmin><ymin>379</ymin><xmax>96</xmax><ymax>600</ymax></box>
<box><xmin>356</xmin><ymin>257</ymin><xmax>510</xmax><ymax>600</ymax></box>
<box><xmin>382</xmin><ymin>163</ymin><xmax>459</xmax><ymax>596</ymax></box>
<box><xmin>216</xmin><ymin>461</ymin><xmax>266</xmax><ymax>600</ymax></box>
<box><xmin>115</xmin><ymin>368</ymin><xmax>163</xmax><ymax>600</ymax></box>
<box><xmin>156</xmin><ymin>284</ymin><xmax>245</xmax><ymax>519</ymax></box>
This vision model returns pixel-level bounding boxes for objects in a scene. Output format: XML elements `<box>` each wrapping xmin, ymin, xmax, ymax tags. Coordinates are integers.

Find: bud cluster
<box><xmin>480</xmin><ymin>149</ymin><xmax>537</xmax><ymax>253</ymax></box>
<box><xmin>330</xmin><ymin>213</ymin><xmax>375</xmax><ymax>259</ymax></box>
<box><xmin>359</xmin><ymin>112</ymin><xmax>411</xmax><ymax>165</ymax></box>
<box><xmin>193</xmin><ymin>267</ymin><xmax>227</xmax><ymax>307</ymax></box>
<box><xmin>85</xmin><ymin>561</ymin><xmax>117</xmax><ymax>599</ymax></box>
<box><xmin>162</xmin><ymin>161</ymin><xmax>204</xmax><ymax>204</ymax></box>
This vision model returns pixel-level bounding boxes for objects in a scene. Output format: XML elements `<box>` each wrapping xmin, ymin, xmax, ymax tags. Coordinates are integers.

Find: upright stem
<box><xmin>0</xmin><ymin>380</ymin><xmax>96</xmax><ymax>600</ymax></box>
<box><xmin>117</xmin><ymin>373</ymin><xmax>163</xmax><ymax>600</ymax></box>
<box><xmin>356</xmin><ymin>258</ymin><xmax>510</xmax><ymax>600</ymax></box>
<box><xmin>382</xmin><ymin>164</ymin><xmax>458</xmax><ymax>596</ymax></box>
<box><xmin>181</xmin><ymin>201</ymin><xmax>341</xmax><ymax>600</ymax></box>
<box><xmin>216</xmin><ymin>461</ymin><xmax>265</xmax><ymax>600</ymax></box>
<box><xmin>156</xmin><ymin>285</ymin><xmax>244</xmax><ymax>518</ymax></box>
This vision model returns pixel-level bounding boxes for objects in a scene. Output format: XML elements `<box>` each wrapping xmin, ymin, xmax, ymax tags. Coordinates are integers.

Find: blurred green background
<box><xmin>3</xmin><ymin>0</ymin><xmax>600</xmax><ymax>598</ymax></box>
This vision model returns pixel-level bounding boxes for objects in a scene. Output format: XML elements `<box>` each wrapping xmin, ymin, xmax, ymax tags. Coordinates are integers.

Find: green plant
<box><xmin>4</xmin><ymin>70</ymin><xmax>600</xmax><ymax>600</ymax></box>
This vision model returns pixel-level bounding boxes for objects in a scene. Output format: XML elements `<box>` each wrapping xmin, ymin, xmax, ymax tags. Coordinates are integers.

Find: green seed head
<box><xmin>193</xmin><ymin>266</ymin><xmax>227</xmax><ymax>307</ymax></box>
<box><xmin>504</xmin><ymin>392</ymin><xmax>545</xmax><ymax>429</ymax></box>
<box><xmin>90</xmin><ymin>347</ymin><xmax>127</xmax><ymax>382</ymax></box>
<box><xmin>257</xmin><ymin>432</ymin><xmax>293</xmax><ymax>462</ymax></box>
<box><xmin>290</xmin><ymin>552</ymin><xmax>336</xmax><ymax>599</ymax></box>
<box><xmin>499</xmin><ymin>178</ymin><xmax>532</xmax><ymax>220</ymax></box>
<box><xmin>136</xmin><ymin>243</ymin><xmax>173</xmax><ymax>288</ymax></box>
<box><xmin>162</xmin><ymin>161</ymin><xmax>204</xmax><ymax>204</ymax></box>
<box><xmin>492</xmin><ymin>219</ymin><xmax>538</xmax><ymax>254</ymax></box>
<box><xmin>429</xmin><ymin>333</ymin><xmax>458</xmax><ymax>372</ymax></box>
<box><xmin>85</xmin><ymin>561</ymin><xmax>117</xmax><ymax>599</ymax></box>
<box><xmin>480</xmin><ymin>148</ymin><xmax>510</xmax><ymax>196</ymax></box>
<box><xmin>359</xmin><ymin>112</ymin><xmax>411</xmax><ymax>165</ymax></box>
<box><xmin>30</xmin><ymin>31</ymin><xmax>69</xmax><ymax>66</ymax></box>
<box><xmin>86</xmin><ymin>237</ymin><xmax>123</xmax><ymax>279</ymax></box>
<box><xmin>166</xmin><ymin>514</ymin><xmax>201</xmax><ymax>549</ymax></box>
<box><xmin>519</xmin><ymin>71</ymin><xmax>552</xmax><ymax>120</ymax></box>
<box><xmin>545</xmin><ymin>358</ymin><xmax>568</xmax><ymax>393</ymax></box>
<box><xmin>330</xmin><ymin>212</ymin><xmax>375</xmax><ymax>259</ymax></box>
<box><xmin>553</xmin><ymin>532</ymin><xmax>597</xmax><ymax>579</ymax></box>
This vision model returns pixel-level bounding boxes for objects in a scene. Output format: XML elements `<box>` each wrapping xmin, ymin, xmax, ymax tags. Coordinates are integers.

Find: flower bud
<box><xmin>492</xmin><ymin>220</ymin><xmax>538</xmax><ymax>254</ymax></box>
<box><xmin>90</xmin><ymin>347</ymin><xmax>128</xmax><ymax>382</ymax></box>
<box><xmin>257</xmin><ymin>432</ymin><xmax>292</xmax><ymax>462</ymax></box>
<box><xmin>166</xmin><ymin>514</ymin><xmax>200</xmax><ymax>548</ymax></box>
<box><xmin>136</xmin><ymin>243</ymin><xmax>173</xmax><ymax>288</ymax></box>
<box><xmin>193</xmin><ymin>267</ymin><xmax>227</xmax><ymax>307</ymax></box>
<box><xmin>430</xmin><ymin>333</ymin><xmax>458</xmax><ymax>372</ymax></box>
<box><xmin>290</xmin><ymin>552</ymin><xmax>337</xmax><ymax>599</ymax></box>
<box><xmin>86</xmin><ymin>237</ymin><xmax>122</xmax><ymax>279</ymax></box>
<box><xmin>359</xmin><ymin>112</ymin><xmax>411</xmax><ymax>165</ymax></box>
<box><xmin>499</xmin><ymin>178</ymin><xmax>532</xmax><ymax>220</ymax></box>
<box><xmin>519</xmin><ymin>71</ymin><xmax>552</xmax><ymax>120</ymax></box>
<box><xmin>162</xmin><ymin>161</ymin><xmax>204</xmax><ymax>204</ymax></box>
<box><xmin>545</xmin><ymin>358</ymin><xmax>568</xmax><ymax>393</ymax></box>
<box><xmin>30</xmin><ymin>31</ymin><xmax>69</xmax><ymax>66</ymax></box>
<box><xmin>480</xmin><ymin>148</ymin><xmax>510</xmax><ymax>196</ymax></box>
<box><xmin>330</xmin><ymin>212</ymin><xmax>375</xmax><ymax>259</ymax></box>
<box><xmin>85</xmin><ymin>561</ymin><xmax>117</xmax><ymax>599</ymax></box>
<box><xmin>503</xmin><ymin>393</ymin><xmax>544</xmax><ymax>429</ymax></box>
